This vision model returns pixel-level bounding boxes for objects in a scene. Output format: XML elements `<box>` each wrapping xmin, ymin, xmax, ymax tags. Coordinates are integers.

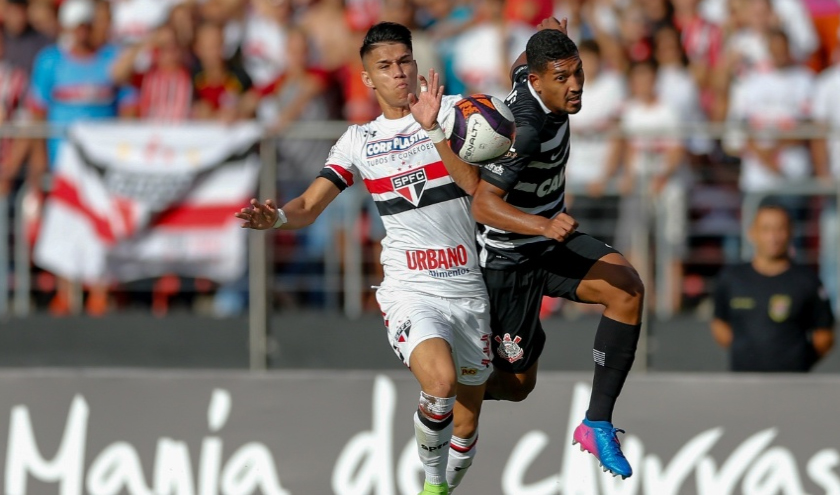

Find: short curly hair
<box><xmin>526</xmin><ymin>30</ymin><xmax>579</xmax><ymax>74</ymax></box>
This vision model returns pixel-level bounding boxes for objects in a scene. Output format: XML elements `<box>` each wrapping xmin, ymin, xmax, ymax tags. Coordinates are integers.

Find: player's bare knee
<box><xmin>605</xmin><ymin>267</ymin><xmax>645</xmax><ymax>312</ymax></box>
<box><xmin>421</xmin><ymin>380</ymin><xmax>456</xmax><ymax>399</ymax></box>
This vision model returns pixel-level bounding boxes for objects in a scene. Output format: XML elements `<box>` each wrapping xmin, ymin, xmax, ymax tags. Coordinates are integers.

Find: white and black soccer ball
<box><xmin>441</xmin><ymin>94</ymin><xmax>516</xmax><ymax>164</ymax></box>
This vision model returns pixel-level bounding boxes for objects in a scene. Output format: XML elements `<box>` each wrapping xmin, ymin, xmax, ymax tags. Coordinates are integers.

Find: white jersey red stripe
<box><xmin>318</xmin><ymin>94</ymin><xmax>486</xmax><ymax>298</ymax></box>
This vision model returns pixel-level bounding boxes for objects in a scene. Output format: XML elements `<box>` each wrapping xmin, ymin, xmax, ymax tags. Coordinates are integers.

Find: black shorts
<box><xmin>482</xmin><ymin>232</ymin><xmax>618</xmax><ymax>373</ymax></box>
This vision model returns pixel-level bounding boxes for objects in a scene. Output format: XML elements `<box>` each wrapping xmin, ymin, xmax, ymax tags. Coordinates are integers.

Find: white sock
<box><xmin>414</xmin><ymin>392</ymin><xmax>456</xmax><ymax>485</ymax></box>
<box><xmin>447</xmin><ymin>432</ymin><xmax>478</xmax><ymax>490</ymax></box>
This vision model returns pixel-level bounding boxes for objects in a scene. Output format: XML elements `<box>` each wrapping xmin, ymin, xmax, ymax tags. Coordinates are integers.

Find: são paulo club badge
<box><xmin>391</xmin><ymin>169</ymin><xmax>427</xmax><ymax>206</ymax></box>
<box><xmin>495</xmin><ymin>333</ymin><xmax>524</xmax><ymax>363</ymax></box>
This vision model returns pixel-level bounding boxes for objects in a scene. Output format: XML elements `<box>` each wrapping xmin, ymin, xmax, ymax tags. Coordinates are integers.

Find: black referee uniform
<box><xmin>713</xmin><ymin>263</ymin><xmax>834</xmax><ymax>372</ymax></box>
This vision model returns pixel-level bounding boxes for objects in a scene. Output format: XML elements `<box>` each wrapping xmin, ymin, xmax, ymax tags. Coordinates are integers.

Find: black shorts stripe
<box><xmin>374</xmin><ymin>182</ymin><xmax>468</xmax><ymax>216</ymax></box>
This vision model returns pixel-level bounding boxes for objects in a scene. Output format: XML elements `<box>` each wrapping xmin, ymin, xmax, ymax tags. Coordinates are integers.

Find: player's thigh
<box><xmin>449</xmin><ymin>295</ymin><xmax>493</xmax><ymax>387</ymax></box>
<box><xmin>377</xmin><ymin>288</ymin><xmax>457</xmax><ymax>391</ymax></box>
<box><xmin>489</xmin><ymin>359</ymin><xmax>539</xmax><ymax>397</ymax></box>
<box><xmin>482</xmin><ymin>267</ymin><xmax>546</xmax><ymax>374</ymax></box>
<box><xmin>542</xmin><ymin>232</ymin><xmax>620</xmax><ymax>302</ymax></box>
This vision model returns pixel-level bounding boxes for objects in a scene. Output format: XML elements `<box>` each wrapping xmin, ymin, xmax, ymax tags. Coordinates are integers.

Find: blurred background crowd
<box><xmin>0</xmin><ymin>0</ymin><xmax>838</xmax><ymax>321</ymax></box>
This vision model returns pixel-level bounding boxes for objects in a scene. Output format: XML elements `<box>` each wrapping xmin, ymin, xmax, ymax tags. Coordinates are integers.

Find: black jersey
<box><xmin>713</xmin><ymin>263</ymin><xmax>835</xmax><ymax>372</ymax></box>
<box><xmin>477</xmin><ymin>64</ymin><xmax>570</xmax><ymax>269</ymax></box>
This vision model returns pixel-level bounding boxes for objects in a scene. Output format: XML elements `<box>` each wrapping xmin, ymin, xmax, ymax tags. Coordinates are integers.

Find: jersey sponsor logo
<box><xmin>495</xmin><ymin>333</ymin><xmax>524</xmax><ymax>363</ymax></box>
<box><xmin>484</xmin><ymin>163</ymin><xmax>504</xmax><ymax>175</ymax></box>
<box><xmin>365</xmin><ymin>133</ymin><xmax>429</xmax><ymax>158</ymax></box>
<box><xmin>392</xmin><ymin>169</ymin><xmax>427</xmax><ymax>205</ymax></box>
<box><xmin>537</xmin><ymin>171</ymin><xmax>564</xmax><ymax>197</ymax></box>
<box><xmin>460</xmin><ymin>367</ymin><xmax>478</xmax><ymax>376</ymax></box>
<box><xmin>405</xmin><ymin>245</ymin><xmax>468</xmax><ymax>271</ymax></box>
<box><xmin>769</xmin><ymin>294</ymin><xmax>792</xmax><ymax>322</ymax></box>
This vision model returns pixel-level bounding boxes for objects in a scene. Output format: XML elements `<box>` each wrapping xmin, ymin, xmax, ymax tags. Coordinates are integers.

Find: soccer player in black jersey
<box><xmin>473</xmin><ymin>22</ymin><xmax>643</xmax><ymax>478</ymax></box>
<box><xmin>420</xmin><ymin>18</ymin><xmax>642</xmax><ymax>478</ymax></box>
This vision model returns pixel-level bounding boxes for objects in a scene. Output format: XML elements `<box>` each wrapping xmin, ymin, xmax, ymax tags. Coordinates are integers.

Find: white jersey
<box><xmin>318</xmin><ymin>95</ymin><xmax>486</xmax><ymax>298</ymax></box>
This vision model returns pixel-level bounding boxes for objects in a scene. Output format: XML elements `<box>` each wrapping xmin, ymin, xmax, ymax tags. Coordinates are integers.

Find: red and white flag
<box><xmin>34</xmin><ymin>122</ymin><xmax>262</xmax><ymax>283</ymax></box>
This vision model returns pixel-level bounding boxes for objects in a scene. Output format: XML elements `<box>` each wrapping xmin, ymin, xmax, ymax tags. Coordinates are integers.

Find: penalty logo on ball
<box><xmin>445</xmin><ymin>94</ymin><xmax>516</xmax><ymax>164</ymax></box>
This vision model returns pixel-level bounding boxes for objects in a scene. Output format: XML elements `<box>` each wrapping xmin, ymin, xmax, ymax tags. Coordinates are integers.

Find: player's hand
<box><xmin>408</xmin><ymin>69</ymin><xmax>444</xmax><ymax>131</ymax></box>
<box><xmin>541</xmin><ymin>213</ymin><xmax>578</xmax><ymax>242</ymax></box>
<box><xmin>537</xmin><ymin>17</ymin><xmax>568</xmax><ymax>35</ymax></box>
<box><xmin>235</xmin><ymin>198</ymin><xmax>279</xmax><ymax>230</ymax></box>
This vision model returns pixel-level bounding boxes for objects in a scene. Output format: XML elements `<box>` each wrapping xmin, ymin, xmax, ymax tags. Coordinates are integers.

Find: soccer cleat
<box><xmin>418</xmin><ymin>481</ymin><xmax>449</xmax><ymax>495</ymax></box>
<box><xmin>572</xmin><ymin>417</ymin><xmax>633</xmax><ymax>479</ymax></box>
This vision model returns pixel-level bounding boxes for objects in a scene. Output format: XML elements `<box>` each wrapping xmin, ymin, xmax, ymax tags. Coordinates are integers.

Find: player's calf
<box><xmin>446</xmin><ymin>433</ymin><xmax>478</xmax><ymax>491</ymax></box>
<box><xmin>415</xmin><ymin>392</ymin><xmax>456</xmax><ymax>493</ymax></box>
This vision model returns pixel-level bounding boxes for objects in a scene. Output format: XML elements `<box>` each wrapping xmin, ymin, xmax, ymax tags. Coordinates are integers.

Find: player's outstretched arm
<box><xmin>235</xmin><ymin>177</ymin><xmax>340</xmax><ymax>230</ymax></box>
<box><xmin>472</xmin><ymin>180</ymin><xmax>578</xmax><ymax>242</ymax></box>
<box><xmin>409</xmin><ymin>69</ymin><xmax>480</xmax><ymax>195</ymax></box>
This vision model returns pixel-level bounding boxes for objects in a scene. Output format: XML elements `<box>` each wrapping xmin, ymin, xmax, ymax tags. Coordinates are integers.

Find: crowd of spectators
<box><xmin>0</xmin><ymin>0</ymin><xmax>838</xmax><ymax>315</ymax></box>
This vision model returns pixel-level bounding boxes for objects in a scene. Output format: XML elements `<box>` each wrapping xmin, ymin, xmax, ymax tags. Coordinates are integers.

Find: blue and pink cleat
<box><xmin>572</xmin><ymin>417</ymin><xmax>633</xmax><ymax>479</ymax></box>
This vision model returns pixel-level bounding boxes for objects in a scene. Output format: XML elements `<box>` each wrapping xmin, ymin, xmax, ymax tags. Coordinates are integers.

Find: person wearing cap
<box><xmin>25</xmin><ymin>0</ymin><xmax>138</xmax><ymax>315</ymax></box>
<box><xmin>27</xmin><ymin>0</ymin><xmax>137</xmax><ymax>166</ymax></box>
<box><xmin>2</xmin><ymin>0</ymin><xmax>53</xmax><ymax>75</ymax></box>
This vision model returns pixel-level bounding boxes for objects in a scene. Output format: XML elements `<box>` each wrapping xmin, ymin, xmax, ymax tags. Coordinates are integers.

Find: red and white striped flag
<box><xmin>34</xmin><ymin>122</ymin><xmax>262</xmax><ymax>283</ymax></box>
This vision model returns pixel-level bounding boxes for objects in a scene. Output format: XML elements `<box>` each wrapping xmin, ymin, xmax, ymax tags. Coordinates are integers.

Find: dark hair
<box><xmin>756</xmin><ymin>201</ymin><xmax>792</xmax><ymax>222</ymax></box>
<box><xmin>578</xmin><ymin>39</ymin><xmax>601</xmax><ymax>57</ymax></box>
<box><xmin>653</xmin><ymin>25</ymin><xmax>688</xmax><ymax>66</ymax></box>
<box><xmin>526</xmin><ymin>29</ymin><xmax>579</xmax><ymax>74</ymax></box>
<box><xmin>360</xmin><ymin>22</ymin><xmax>413</xmax><ymax>59</ymax></box>
<box><xmin>628</xmin><ymin>58</ymin><xmax>658</xmax><ymax>76</ymax></box>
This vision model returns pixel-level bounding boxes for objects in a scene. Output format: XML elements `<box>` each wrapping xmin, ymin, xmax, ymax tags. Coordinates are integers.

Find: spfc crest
<box><xmin>392</xmin><ymin>169</ymin><xmax>427</xmax><ymax>206</ymax></box>
<box><xmin>769</xmin><ymin>294</ymin><xmax>792</xmax><ymax>322</ymax></box>
<box><xmin>395</xmin><ymin>319</ymin><xmax>412</xmax><ymax>343</ymax></box>
<box><xmin>495</xmin><ymin>333</ymin><xmax>524</xmax><ymax>363</ymax></box>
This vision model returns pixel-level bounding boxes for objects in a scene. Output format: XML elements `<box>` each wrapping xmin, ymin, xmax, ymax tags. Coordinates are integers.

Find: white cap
<box><xmin>59</xmin><ymin>0</ymin><xmax>95</xmax><ymax>29</ymax></box>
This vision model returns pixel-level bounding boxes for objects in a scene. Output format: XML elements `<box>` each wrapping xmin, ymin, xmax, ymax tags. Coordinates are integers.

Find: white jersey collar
<box><xmin>528</xmin><ymin>80</ymin><xmax>552</xmax><ymax>114</ymax></box>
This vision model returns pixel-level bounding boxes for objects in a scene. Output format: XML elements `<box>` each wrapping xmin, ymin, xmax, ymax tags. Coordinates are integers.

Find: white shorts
<box><xmin>376</xmin><ymin>288</ymin><xmax>492</xmax><ymax>386</ymax></box>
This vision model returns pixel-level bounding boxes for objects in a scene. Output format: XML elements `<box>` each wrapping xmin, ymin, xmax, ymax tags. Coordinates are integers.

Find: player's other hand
<box><xmin>541</xmin><ymin>212</ymin><xmax>578</xmax><ymax>242</ymax></box>
<box><xmin>537</xmin><ymin>17</ymin><xmax>568</xmax><ymax>35</ymax></box>
<box><xmin>409</xmin><ymin>68</ymin><xmax>444</xmax><ymax>131</ymax></box>
<box><xmin>235</xmin><ymin>198</ymin><xmax>279</xmax><ymax>230</ymax></box>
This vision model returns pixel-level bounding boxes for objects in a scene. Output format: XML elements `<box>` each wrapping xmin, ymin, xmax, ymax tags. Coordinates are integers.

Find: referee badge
<box><xmin>768</xmin><ymin>295</ymin><xmax>792</xmax><ymax>323</ymax></box>
<box><xmin>495</xmin><ymin>333</ymin><xmax>524</xmax><ymax>363</ymax></box>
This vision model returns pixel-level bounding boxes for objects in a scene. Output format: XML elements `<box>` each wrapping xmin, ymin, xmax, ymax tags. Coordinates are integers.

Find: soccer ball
<box><xmin>442</xmin><ymin>94</ymin><xmax>516</xmax><ymax>164</ymax></box>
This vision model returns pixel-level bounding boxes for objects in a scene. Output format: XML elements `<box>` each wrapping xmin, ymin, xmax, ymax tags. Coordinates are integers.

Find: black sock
<box><xmin>586</xmin><ymin>316</ymin><xmax>641</xmax><ymax>423</ymax></box>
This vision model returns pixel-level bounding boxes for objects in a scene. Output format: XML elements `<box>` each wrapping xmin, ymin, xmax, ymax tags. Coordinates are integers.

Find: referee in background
<box><xmin>711</xmin><ymin>203</ymin><xmax>835</xmax><ymax>372</ymax></box>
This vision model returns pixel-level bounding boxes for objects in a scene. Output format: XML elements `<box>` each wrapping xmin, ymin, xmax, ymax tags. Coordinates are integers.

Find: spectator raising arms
<box><xmin>112</xmin><ymin>25</ymin><xmax>192</xmax><ymax>122</ymax></box>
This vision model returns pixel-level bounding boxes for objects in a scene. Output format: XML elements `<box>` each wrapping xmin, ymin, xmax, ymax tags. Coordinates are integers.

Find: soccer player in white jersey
<box><xmin>236</xmin><ymin>22</ymin><xmax>490</xmax><ymax>495</ymax></box>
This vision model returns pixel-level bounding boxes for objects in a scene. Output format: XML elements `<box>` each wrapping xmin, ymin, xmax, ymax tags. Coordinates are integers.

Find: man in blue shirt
<box><xmin>25</xmin><ymin>0</ymin><xmax>137</xmax><ymax>316</ymax></box>
<box><xmin>27</xmin><ymin>0</ymin><xmax>137</xmax><ymax>166</ymax></box>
